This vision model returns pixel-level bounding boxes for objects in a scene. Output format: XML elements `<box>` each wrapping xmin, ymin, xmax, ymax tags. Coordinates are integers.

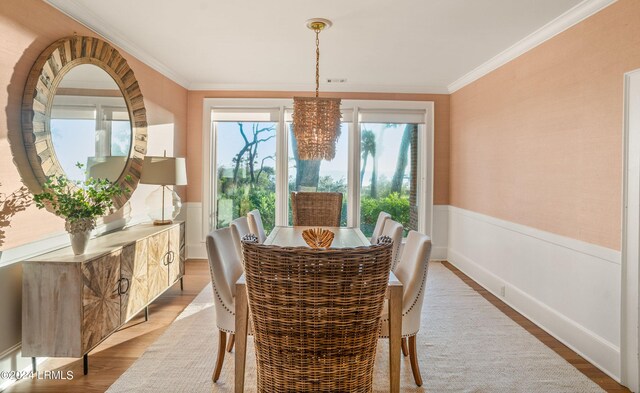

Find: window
<box><xmin>359</xmin><ymin>123</ymin><xmax>417</xmax><ymax>237</ymax></box>
<box><xmin>214</xmin><ymin>121</ymin><xmax>277</xmax><ymax>233</ymax></box>
<box><xmin>104</xmin><ymin>107</ymin><xmax>132</xmax><ymax>157</ymax></box>
<box><xmin>51</xmin><ymin>113</ymin><xmax>96</xmax><ymax>182</ymax></box>
<box><xmin>51</xmin><ymin>98</ymin><xmax>131</xmax><ymax>182</ymax></box>
<box><xmin>204</xmin><ymin>99</ymin><xmax>433</xmax><ymax>239</ymax></box>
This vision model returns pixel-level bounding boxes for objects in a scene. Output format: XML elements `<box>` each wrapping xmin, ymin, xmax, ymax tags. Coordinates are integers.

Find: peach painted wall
<box><xmin>186</xmin><ymin>90</ymin><xmax>450</xmax><ymax>205</ymax></box>
<box><xmin>0</xmin><ymin>0</ymin><xmax>188</xmax><ymax>252</ymax></box>
<box><xmin>0</xmin><ymin>0</ymin><xmax>188</xmax><ymax>369</ymax></box>
<box><xmin>450</xmin><ymin>0</ymin><xmax>640</xmax><ymax>250</ymax></box>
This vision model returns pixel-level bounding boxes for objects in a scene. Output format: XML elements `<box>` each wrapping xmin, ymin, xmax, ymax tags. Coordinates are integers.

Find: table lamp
<box><xmin>140</xmin><ymin>153</ymin><xmax>187</xmax><ymax>225</ymax></box>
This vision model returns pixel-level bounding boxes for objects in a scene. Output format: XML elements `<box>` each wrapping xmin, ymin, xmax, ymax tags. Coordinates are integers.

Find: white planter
<box><xmin>65</xmin><ymin>218</ymin><xmax>96</xmax><ymax>256</ymax></box>
<box><xmin>69</xmin><ymin>230</ymin><xmax>91</xmax><ymax>255</ymax></box>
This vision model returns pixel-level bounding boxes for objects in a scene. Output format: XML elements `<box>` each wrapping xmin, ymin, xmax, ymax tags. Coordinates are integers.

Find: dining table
<box><xmin>234</xmin><ymin>226</ymin><xmax>403</xmax><ymax>393</ymax></box>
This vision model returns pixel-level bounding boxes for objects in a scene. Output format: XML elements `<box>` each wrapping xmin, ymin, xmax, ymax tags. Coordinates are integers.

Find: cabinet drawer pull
<box><xmin>115</xmin><ymin>277</ymin><xmax>131</xmax><ymax>295</ymax></box>
<box><xmin>114</xmin><ymin>278</ymin><xmax>123</xmax><ymax>295</ymax></box>
<box><xmin>164</xmin><ymin>250</ymin><xmax>175</xmax><ymax>265</ymax></box>
<box><xmin>120</xmin><ymin>277</ymin><xmax>130</xmax><ymax>295</ymax></box>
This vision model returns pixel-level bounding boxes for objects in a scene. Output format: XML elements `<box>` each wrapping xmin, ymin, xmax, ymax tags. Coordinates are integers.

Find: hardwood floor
<box><xmin>6</xmin><ymin>259</ymin><xmax>630</xmax><ymax>392</ymax></box>
<box><xmin>5</xmin><ymin>260</ymin><xmax>210</xmax><ymax>393</ymax></box>
<box><xmin>442</xmin><ymin>261</ymin><xmax>630</xmax><ymax>393</ymax></box>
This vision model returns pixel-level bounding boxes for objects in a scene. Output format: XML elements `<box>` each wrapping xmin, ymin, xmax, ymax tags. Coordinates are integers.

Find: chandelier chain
<box><xmin>293</xmin><ymin>19</ymin><xmax>341</xmax><ymax>161</ymax></box>
<box><xmin>315</xmin><ymin>29</ymin><xmax>320</xmax><ymax>97</ymax></box>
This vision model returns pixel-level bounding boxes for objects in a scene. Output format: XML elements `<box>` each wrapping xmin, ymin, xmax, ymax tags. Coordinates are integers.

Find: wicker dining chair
<box><xmin>241</xmin><ymin>235</ymin><xmax>393</xmax><ymax>392</ymax></box>
<box><xmin>247</xmin><ymin>209</ymin><xmax>267</xmax><ymax>243</ymax></box>
<box><xmin>206</xmin><ymin>227</ymin><xmax>244</xmax><ymax>382</ymax></box>
<box><xmin>290</xmin><ymin>191</ymin><xmax>343</xmax><ymax>227</ymax></box>
<box><xmin>380</xmin><ymin>230</ymin><xmax>432</xmax><ymax>387</ymax></box>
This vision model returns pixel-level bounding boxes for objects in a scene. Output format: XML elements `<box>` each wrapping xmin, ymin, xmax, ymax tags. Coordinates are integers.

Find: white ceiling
<box><xmin>47</xmin><ymin>0</ymin><xmax>591</xmax><ymax>93</ymax></box>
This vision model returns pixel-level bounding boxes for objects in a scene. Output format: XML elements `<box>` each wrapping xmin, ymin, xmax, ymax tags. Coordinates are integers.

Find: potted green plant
<box><xmin>33</xmin><ymin>165</ymin><xmax>129</xmax><ymax>255</ymax></box>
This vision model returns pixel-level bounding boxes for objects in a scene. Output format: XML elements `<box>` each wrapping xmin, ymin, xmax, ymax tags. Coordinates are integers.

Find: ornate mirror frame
<box><xmin>21</xmin><ymin>35</ymin><xmax>147</xmax><ymax>210</ymax></box>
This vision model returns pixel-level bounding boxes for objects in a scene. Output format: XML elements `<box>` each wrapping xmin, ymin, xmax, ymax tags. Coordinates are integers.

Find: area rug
<box><xmin>107</xmin><ymin>262</ymin><xmax>604</xmax><ymax>392</ymax></box>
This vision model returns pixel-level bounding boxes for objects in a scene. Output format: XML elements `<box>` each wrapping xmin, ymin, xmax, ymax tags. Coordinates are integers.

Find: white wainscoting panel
<box><xmin>447</xmin><ymin>205</ymin><xmax>622</xmax><ymax>381</ymax></box>
<box><xmin>185</xmin><ymin>202</ymin><xmax>206</xmax><ymax>259</ymax></box>
<box><xmin>431</xmin><ymin>205</ymin><xmax>449</xmax><ymax>260</ymax></box>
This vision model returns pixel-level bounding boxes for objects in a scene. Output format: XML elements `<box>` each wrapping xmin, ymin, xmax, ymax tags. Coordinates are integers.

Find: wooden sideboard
<box><xmin>22</xmin><ymin>222</ymin><xmax>185</xmax><ymax>374</ymax></box>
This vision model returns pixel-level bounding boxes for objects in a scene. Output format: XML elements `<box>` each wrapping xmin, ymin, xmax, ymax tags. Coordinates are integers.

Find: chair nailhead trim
<box><xmin>209</xmin><ymin>266</ymin><xmax>236</xmax><ymax>316</ymax></box>
<box><xmin>382</xmin><ymin>258</ymin><xmax>430</xmax><ymax>324</ymax></box>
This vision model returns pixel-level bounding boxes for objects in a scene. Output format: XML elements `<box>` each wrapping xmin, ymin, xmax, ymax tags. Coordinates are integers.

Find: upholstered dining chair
<box><xmin>241</xmin><ymin>235</ymin><xmax>393</xmax><ymax>392</ymax></box>
<box><xmin>371</xmin><ymin>211</ymin><xmax>391</xmax><ymax>243</ymax></box>
<box><xmin>247</xmin><ymin>209</ymin><xmax>266</xmax><ymax>243</ymax></box>
<box><xmin>290</xmin><ymin>191</ymin><xmax>343</xmax><ymax>227</ymax></box>
<box><xmin>379</xmin><ymin>230</ymin><xmax>432</xmax><ymax>386</ymax></box>
<box><xmin>230</xmin><ymin>216</ymin><xmax>250</xmax><ymax>259</ymax></box>
<box><xmin>381</xmin><ymin>219</ymin><xmax>403</xmax><ymax>271</ymax></box>
<box><xmin>205</xmin><ymin>227</ymin><xmax>244</xmax><ymax>382</ymax></box>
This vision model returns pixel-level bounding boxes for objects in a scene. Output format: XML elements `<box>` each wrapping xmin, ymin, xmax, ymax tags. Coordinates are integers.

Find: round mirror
<box><xmin>51</xmin><ymin>64</ymin><xmax>132</xmax><ymax>183</ymax></box>
<box><xmin>20</xmin><ymin>36</ymin><xmax>147</xmax><ymax>210</ymax></box>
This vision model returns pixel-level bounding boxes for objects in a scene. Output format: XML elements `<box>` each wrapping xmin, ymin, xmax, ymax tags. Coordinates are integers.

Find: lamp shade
<box><xmin>140</xmin><ymin>156</ymin><xmax>187</xmax><ymax>186</ymax></box>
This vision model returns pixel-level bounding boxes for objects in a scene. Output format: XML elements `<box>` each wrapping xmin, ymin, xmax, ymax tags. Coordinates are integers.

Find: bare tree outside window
<box><xmin>216</xmin><ymin>122</ymin><xmax>277</xmax><ymax>232</ymax></box>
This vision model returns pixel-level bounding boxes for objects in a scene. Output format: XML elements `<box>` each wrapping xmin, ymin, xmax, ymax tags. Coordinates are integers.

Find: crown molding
<box><xmin>44</xmin><ymin>0</ymin><xmax>191</xmax><ymax>88</ymax></box>
<box><xmin>188</xmin><ymin>82</ymin><xmax>450</xmax><ymax>95</ymax></box>
<box><xmin>447</xmin><ymin>0</ymin><xmax>618</xmax><ymax>93</ymax></box>
<box><xmin>46</xmin><ymin>0</ymin><xmax>616</xmax><ymax>96</ymax></box>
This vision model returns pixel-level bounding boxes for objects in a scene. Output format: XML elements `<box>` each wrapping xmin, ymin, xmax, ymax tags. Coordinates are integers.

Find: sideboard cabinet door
<box><xmin>147</xmin><ymin>229</ymin><xmax>169</xmax><ymax>300</ymax></box>
<box><xmin>180</xmin><ymin>223</ymin><xmax>185</xmax><ymax>276</ymax></box>
<box><xmin>82</xmin><ymin>251</ymin><xmax>121</xmax><ymax>352</ymax></box>
<box><xmin>120</xmin><ymin>240</ymin><xmax>149</xmax><ymax>322</ymax></box>
<box><xmin>168</xmin><ymin>225</ymin><xmax>182</xmax><ymax>285</ymax></box>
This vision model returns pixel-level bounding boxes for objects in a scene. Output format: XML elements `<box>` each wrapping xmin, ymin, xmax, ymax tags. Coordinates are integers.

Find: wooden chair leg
<box><xmin>226</xmin><ymin>333</ymin><xmax>235</xmax><ymax>352</ymax></box>
<box><xmin>401</xmin><ymin>337</ymin><xmax>409</xmax><ymax>357</ymax></box>
<box><xmin>212</xmin><ymin>330</ymin><xmax>227</xmax><ymax>382</ymax></box>
<box><xmin>408</xmin><ymin>335</ymin><xmax>423</xmax><ymax>386</ymax></box>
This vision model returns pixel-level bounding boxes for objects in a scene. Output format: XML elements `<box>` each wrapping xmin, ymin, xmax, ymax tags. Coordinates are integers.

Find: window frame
<box><xmin>201</xmin><ymin>98</ymin><xmax>434</xmax><ymax>241</ymax></box>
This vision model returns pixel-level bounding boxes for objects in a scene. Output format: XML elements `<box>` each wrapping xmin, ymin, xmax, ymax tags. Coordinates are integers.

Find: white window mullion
<box><xmin>275</xmin><ymin>106</ymin><xmax>289</xmax><ymax>226</ymax></box>
<box><xmin>200</xmin><ymin>105</ymin><xmax>212</xmax><ymax>240</ymax></box>
<box><xmin>417</xmin><ymin>124</ymin><xmax>428</xmax><ymax>236</ymax></box>
<box><xmin>347</xmin><ymin>106</ymin><xmax>361</xmax><ymax>228</ymax></box>
<box><xmin>210</xmin><ymin>120</ymin><xmax>219</xmax><ymax>232</ymax></box>
<box><xmin>418</xmin><ymin>103</ymin><xmax>434</xmax><ymax>237</ymax></box>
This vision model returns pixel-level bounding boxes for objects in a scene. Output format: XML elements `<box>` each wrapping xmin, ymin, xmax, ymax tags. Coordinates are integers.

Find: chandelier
<box><xmin>293</xmin><ymin>18</ymin><xmax>341</xmax><ymax>161</ymax></box>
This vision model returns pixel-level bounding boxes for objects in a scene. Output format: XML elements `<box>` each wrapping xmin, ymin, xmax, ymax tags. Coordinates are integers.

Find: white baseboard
<box><xmin>431</xmin><ymin>247</ymin><xmax>448</xmax><ymax>260</ymax></box>
<box><xmin>446</xmin><ymin>205</ymin><xmax>622</xmax><ymax>381</ymax></box>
